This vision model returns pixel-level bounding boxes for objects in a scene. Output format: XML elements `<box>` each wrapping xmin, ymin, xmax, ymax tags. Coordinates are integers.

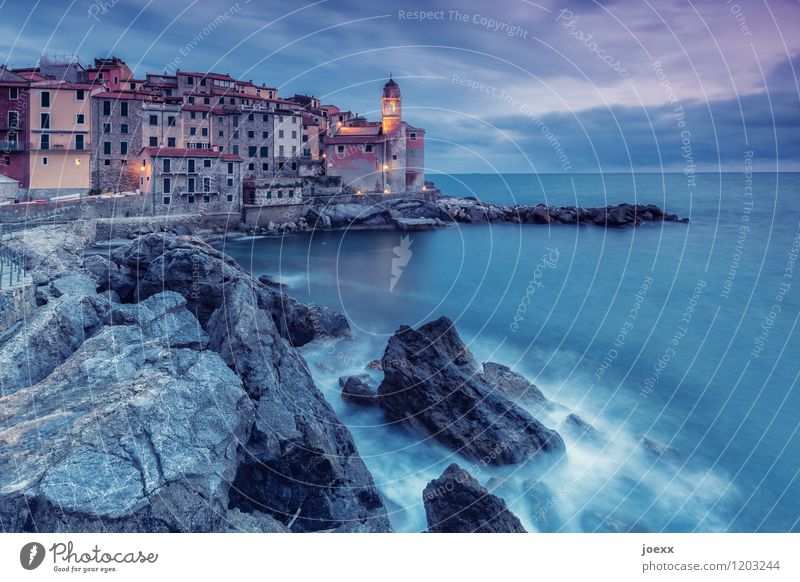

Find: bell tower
<box><xmin>381</xmin><ymin>76</ymin><xmax>401</xmax><ymax>135</ymax></box>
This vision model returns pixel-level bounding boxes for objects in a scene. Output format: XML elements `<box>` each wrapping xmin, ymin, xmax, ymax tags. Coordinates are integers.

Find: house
<box><xmin>138</xmin><ymin>147</ymin><xmax>242</xmax><ymax>215</ymax></box>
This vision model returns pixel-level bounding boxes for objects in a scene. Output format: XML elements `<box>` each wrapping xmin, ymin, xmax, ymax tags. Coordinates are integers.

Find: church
<box><xmin>324</xmin><ymin>77</ymin><xmax>425</xmax><ymax>194</ymax></box>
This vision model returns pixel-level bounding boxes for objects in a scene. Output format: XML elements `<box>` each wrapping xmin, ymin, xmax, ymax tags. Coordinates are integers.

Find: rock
<box><xmin>48</xmin><ymin>273</ymin><xmax>98</xmax><ymax>298</ymax></box>
<box><xmin>531</xmin><ymin>205</ymin><xmax>551</xmax><ymax>224</ymax></box>
<box><xmin>258</xmin><ymin>274</ymin><xmax>287</xmax><ymax>290</ymax></box>
<box><xmin>392</xmin><ymin>217</ymin><xmax>439</xmax><ymax>231</ymax></box>
<box><xmin>0</xmin><ymin>293</ymin><xmax>110</xmax><ymax>396</ymax></box>
<box><xmin>109</xmin><ymin>234</ymin><xmax>350</xmax><ymax>347</ymax></box>
<box><xmin>0</xmin><ymin>324</ymin><xmax>254</xmax><ymax>532</ymax></box>
<box><xmin>481</xmin><ymin>362</ymin><xmax>547</xmax><ymax>409</ymax></box>
<box><xmin>640</xmin><ymin>436</ymin><xmax>680</xmax><ymax>461</ymax></box>
<box><xmin>377</xmin><ymin>316</ymin><xmax>565</xmax><ymax>465</ymax></box>
<box><xmin>339</xmin><ymin>375</ymin><xmax>378</xmax><ymax>406</ymax></box>
<box><xmin>526</xmin><ymin>480</ymin><xmax>563</xmax><ymax>532</ymax></box>
<box><xmin>423</xmin><ymin>464</ymin><xmax>526</xmax><ymax>533</ymax></box>
<box><xmin>207</xmin><ymin>279</ymin><xmax>391</xmax><ymax>532</ymax></box>
<box><xmin>83</xmin><ymin>254</ymin><xmax>136</xmax><ymax>299</ymax></box>
<box><xmin>268</xmin><ymin>293</ymin><xmax>351</xmax><ymax>347</ymax></box>
<box><xmin>562</xmin><ymin>413</ymin><xmax>602</xmax><ymax>442</ymax></box>
<box><xmin>110</xmin><ymin>291</ymin><xmax>209</xmax><ymax>349</ymax></box>
<box><xmin>366</xmin><ymin>359</ymin><xmax>383</xmax><ymax>371</ymax></box>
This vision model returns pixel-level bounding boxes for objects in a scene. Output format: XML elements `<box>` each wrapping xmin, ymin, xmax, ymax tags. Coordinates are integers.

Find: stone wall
<box><xmin>242</xmin><ymin>203</ymin><xmax>309</xmax><ymax>227</ymax></box>
<box><xmin>0</xmin><ymin>282</ymin><xmax>35</xmax><ymax>335</ymax></box>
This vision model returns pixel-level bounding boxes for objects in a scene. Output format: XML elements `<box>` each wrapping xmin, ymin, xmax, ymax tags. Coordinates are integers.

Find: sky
<box><xmin>1</xmin><ymin>0</ymin><xmax>798</xmax><ymax>173</ymax></box>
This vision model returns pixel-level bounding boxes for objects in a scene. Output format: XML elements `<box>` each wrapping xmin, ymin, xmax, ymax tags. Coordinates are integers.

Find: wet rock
<box><xmin>377</xmin><ymin>316</ymin><xmax>565</xmax><ymax>465</ymax></box>
<box><xmin>641</xmin><ymin>436</ymin><xmax>680</xmax><ymax>461</ymax></box>
<box><xmin>366</xmin><ymin>359</ymin><xmax>383</xmax><ymax>371</ymax></box>
<box><xmin>562</xmin><ymin>413</ymin><xmax>602</xmax><ymax>442</ymax></box>
<box><xmin>207</xmin><ymin>279</ymin><xmax>391</xmax><ymax>532</ymax></box>
<box><xmin>339</xmin><ymin>374</ymin><xmax>378</xmax><ymax>406</ymax></box>
<box><xmin>526</xmin><ymin>480</ymin><xmax>563</xmax><ymax>533</ymax></box>
<box><xmin>423</xmin><ymin>464</ymin><xmax>526</xmax><ymax>533</ymax></box>
<box><xmin>48</xmin><ymin>273</ymin><xmax>98</xmax><ymax>298</ymax></box>
<box><xmin>481</xmin><ymin>362</ymin><xmax>547</xmax><ymax>409</ymax></box>
<box><xmin>258</xmin><ymin>274</ymin><xmax>287</xmax><ymax>290</ymax></box>
<box><xmin>110</xmin><ymin>291</ymin><xmax>209</xmax><ymax>349</ymax></box>
<box><xmin>225</xmin><ymin>508</ymin><xmax>290</xmax><ymax>533</ymax></box>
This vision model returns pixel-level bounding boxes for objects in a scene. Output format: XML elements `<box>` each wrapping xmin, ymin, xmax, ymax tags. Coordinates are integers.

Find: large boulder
<box><xmin>339</xmin><ymin>374</ymin><xmax>378</xmax><ymax>406</ymax></box>
<box><xmin>109</xmin><ymin>234</ymin><xmax>349</xmax><ymax>347</ymax></box>
<box><xmin>423</xmin><ymin>464</ymin><xmax>526</xmax><ymax>533</ymax></box>
<box><xmin>0</xmin><ymin>323</ymin><xmax>254</xmax><ymax>532</ymax></box>
<box><xmin>481</xmin><ymin>362</ymin><xmax>547</xmax><ymax>410</ymax></box>
<box><xmin>377</xmin><ymin>317</ymin><xmax>565</xmax><ymax>465</ymax></box>
<box><xmin>207</xmin><ymin>280</ymin><xmax>391</xmax><ymax>532</ymax></box>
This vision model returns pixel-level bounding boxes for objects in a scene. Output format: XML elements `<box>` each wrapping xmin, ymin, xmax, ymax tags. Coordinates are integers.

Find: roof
<box><xmin>92</xmin><ymin>90</ymin><xmax>164</xmax><ymax>101</ymax></box>
<box><xmin>140</xmin><ymin>147</ymin><xmax>242</xmax><ymax>161</ymax></box>
<box><xmin>0</xmin><ymin>66</ymin><xmax>28</xmax><ymax>83</ymax></box>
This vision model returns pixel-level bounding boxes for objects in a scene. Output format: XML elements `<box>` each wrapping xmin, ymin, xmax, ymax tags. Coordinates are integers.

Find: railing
<box><xmin>0</xmin><ymin>245</ymin><xmax>26</xmax><ymax>289</ymax></box>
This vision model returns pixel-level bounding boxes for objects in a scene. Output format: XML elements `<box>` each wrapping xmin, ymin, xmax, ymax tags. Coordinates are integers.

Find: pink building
<box><xmin>324</xmin><ymin>78</ymin><xmax>425</xmax><ymax>194</ymax></box>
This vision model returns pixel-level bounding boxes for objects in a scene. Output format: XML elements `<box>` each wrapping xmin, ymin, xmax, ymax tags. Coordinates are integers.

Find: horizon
<box><xmin>1</xmin><ymin>0</ymin><xmax>798</xmax><ymax>174</ymax></box>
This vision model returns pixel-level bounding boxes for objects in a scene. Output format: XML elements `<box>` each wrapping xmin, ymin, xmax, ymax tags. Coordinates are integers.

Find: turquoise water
<box><xmin>218</xmin><ymin>173</ymin><xmax>800</xmax><ymax>532</ymax></box>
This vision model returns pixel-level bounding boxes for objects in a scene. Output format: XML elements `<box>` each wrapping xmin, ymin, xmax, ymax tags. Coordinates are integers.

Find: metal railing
<box><xmin>0</xmin><ymin>245</ymin><xmax>25</xmax><ymax>289</ymax></box>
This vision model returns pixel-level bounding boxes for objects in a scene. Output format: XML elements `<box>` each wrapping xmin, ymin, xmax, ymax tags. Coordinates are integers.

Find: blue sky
<box><xmin>1</xmin><ymin>0</ymin><xmax>798</xmax><ymax>172</ymax></box>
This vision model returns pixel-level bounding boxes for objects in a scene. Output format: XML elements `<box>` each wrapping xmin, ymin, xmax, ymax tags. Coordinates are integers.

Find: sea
<box><xmin>217</xmin><ymin>172</ymin><xmax>800</xmax><ymax>533</ymax></box>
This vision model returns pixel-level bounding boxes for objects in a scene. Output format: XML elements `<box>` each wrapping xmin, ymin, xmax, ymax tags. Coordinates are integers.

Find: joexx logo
<box><xmin>20</xmin><ymin>542</ymin><xmax>46</xmax><ymax>570</ymax></box>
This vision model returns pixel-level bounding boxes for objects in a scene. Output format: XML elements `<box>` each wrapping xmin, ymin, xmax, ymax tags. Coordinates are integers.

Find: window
<box><xmin>263</xmin><ymin>131</ymin><xmax>268</xmax><ymax>139</ymax></box>
<box><xmin>103</xmin><ymin>123</ymin><xmax>111</xmax><ymax>133</ymax></box>
<box><xmin>190</xmin><ymin>111</ymin><xmax>197</xmax><ymax>120</ymax></box>
<box><xmin>201</xmin><ymin>79</ymin><xmax>207</xmax><ymax>86</ymax></box>
<box><xmin>190</xmin><ymin>127</ymin><xmax>197</xmax><ymax>136</ymax></box>
<box><xmin>291</xmin><ymin>131</ymin><xmax>297</xmax><ymax>139</ymax></box>
<box><xmin>203</xmin><ymin>195</ymin><xmax>210</xmax><ymax>204</ymax></box>
<box><xmin>291</xmin><ymin>161</ymin><xmax>297</xmax><ymax>170</ymax></box>
<box><xmin>203</xmin><ymin>177</ymin><xmax>210</xmax><ymax>192</ymax></box>
<box><xmin>163</xmin><ymin>159</ymin><xmax>171</xmax><ymax>173</ymax></box>
<box><xmin>278</xmin><ymin>115</ymin><xmax>284</xmax><ymax>123</ymax></box>
<box><xmin>9</xmin><ymin>87</ymin><xmax>19</xmax><ymax>100</ymax></box>
<box><xmin>203</xmin><ymin>97</ymin><xmax>209</xmax><ymax>105</ymax></box>
<box><xmin>266</xmin><ymin>191</ymin><xmax>272</xmax><ymax>199</ymax></box>
<box><xmin>121</xmin><ymin>124</ymin><xmax>129</xmax><ymax>134</ymax></box>
<box><xmin>188</xmin><ymin>178</ymin><xmax>195</xmax><ymax>193</ymax></box>
<box><xmin>302</xmin><ymin>135</ymin><xmax>308</xmax><ymax>142</ymax></box>
<box><xmin>8</xmin><ymin>111</ymin><xmax>19</xmax><ymax>128</ymax></box>
<box><xmin>227</xmin><ymin>162</ymin><xmax>234</xmax><ymax>174</ymax></box>
<box><xmin>103</xmin><ymin>141</ymin><xmax>111</xmax><ymax>155</ymax></box>
<box><xmin>149</xmin><ymin>115</ymin><xmax>158</xmax><ymax>126</ymax></box>
<box><xmin>248</xmin><ymin>130</ymin><xmax>255</xmax><ymax>139</ymax></box>
<box><xmin>292</xmin><ymin>116</ymin><xmax>297</xmax><ymax>124</ymax></box>
<box><xmin>260</xmin><ymin>146</ymin><xmax>268</xmax><ymax>158</ymax></box>
<box><xmin>232</xmin><ymin>145</ymin><xmax>239</xmax><ymax>154</ymax></box>
<box><xmin>248</xmin><ymin>114</ymin><xmax>254</xmax><ymax>121</ymax></box>
<box><xmin>229</xmin><ymin>97</ymin><xmax>235</xmax><ymax>105</ymax></box>
<box><xmin>188</xmin><ymin>159</ymin><xmax>195</xmax><ymax>173</ymax></box>
<box><xmin>167</xmin><ymin>137</ymin><xmax>176</xmax><ymax>147</ymax></box>
<box><xmin>278</xmin><ymin>130</ymin><xmax>284</xmax><ymax>138</ymax></box>
<box><xmin>303</xmin><ymin>148</ymin><xmax>310</xmax><ymax>157</ymax></box>
<box><xmin>409</xmin><ymin>133</ymin><xmax>417</xmax><ymax>141</ymax></box>
<box><xmin>262</xmin><ymin>115</ymin><xmax>268</xmax><ymax>122</ymax></box>
<box><xmin>261</xmin><ymin>163</ymin><xmax>268</xmax><ymax>171</ymax></box>
<box><xmin>163</xmin><ymin>178</ymin><xmax>171</xmax><ymax>193</ymax></box>
<box><xmin>120</xmin><ymin>102</ymin><xmax>128</xmax><ymax>116</ymax></box>
<box><xmin>365</xmin><ymin>144</ymin><xmax>373</xmax><ymax>153</ymax></box>
<box><xmin>217</xmin><ymin>116</ymin><xmax>223</xmax><ymax>123</ymax></box>
<box><xmin>76</xmin><ymin>89</ymin><xmax>85</xmax><ymax>101</ymax></box>
<box><xmin>163</xmin><ymin>196</ymin><xmax>171</xmax><ymax>205</ymax></box>
<box><xmin>40</xmin><ymin>113</ymin><xmax>50</xmax><ymax>129</ymax></box>
<box><xmin>75</xmin><ymin>135</ymin><xmax>84</xmax><ymax>150</ymax></box>
<box><xmin>279</xmin><ymin>145</ymin><xmax>285</xmax><ymax>156</ymax></box>
<box><xmin>187</xmin><ymin>194</ymin><xmax>195</xmax><ymax>204</ymax></box>
<box><xmin>233</xmin><ymin>116</ymin><xmax>239</xmax><ymax>127</ymax></box>
<box><xmin>233</xmin><ymin>130</ymin><xmax>239</xmax><ymax>139</ymax></box>
<box><xmin>76</xmin><ymin>113</ymin><xmax>85</xmax><ymax>125</ymax></box>
<box><xmin>248</xmin><ymin>146</ymin><xmax>257</xmax><ymax>157</ymax></box>
<box><xmin>149</xmin><ymin>137</ymin><xmax>158</xmax><ymax>147</ymax></box>
<box><xmin>188</xmin><ymin>97</ymin><xmax>195</xmax><ymax>104</ymax></box>
<box><xmin>392</xmin><ymin>154</ymin><xmax>397</xmax><ymax>160</ymax></box>
<box><xmin>42</xmin><ymin>156</ymin><xmax>48</xmax><ymax>165</ymax></box>
<box><xmin>187</xmin><ymin>77</ymin><xmax>194</xmax><ymax>85</ymax></box>
<box><xmin>168</xmin><ymin>116</ymin><xmax>176</xmax><ymax>127</ymax></box>
<box><xmin>227</xmin><ymin>193</ymin><xmax>234</xmax><ymax>202</ymax></box>
<box><xmin>291</xmin><ymin>146</ymin><xmax>297</xmax><ymax>156</ymax></box>
<box><xmin>203</xmin><ymin>159</ymin><xmax>211</xmax><ymax>168</ymax></box>
<box><xmin>120</xmin><ymin>142</ymin><xmax>128</xmax><ymax>155</ymax></box>
<box><xmin>41</xmin><ymin>91</ymin><xmax>50</xmax><ymax>108</ymax></box>
<box><xmin>103</xmin><ymin>100</ymin><xmax>111</xmax><ymax>115</ymax></box>
<box><xmin>104</xmin><ymin>159</ymin><xmax>110</xmax><ymax>166</ymax></box>
<box><xmin>277</xmin><ymin>190</ymin><xmax>283</xmax><ymax>199</ymax></box>
<box><xmin>201</xmin><ymin>128</ymin><xmax>208</xmax><ymax>137</ymax></box>
<box><xmin>248</xmin><ymin>163</ymin><xmax>254</xmax><ymax>171</ymax></box>
<box><xmin>218</xmin><ymin>131</ymin><xmax>224</xmax><ymax>137</ymax></box>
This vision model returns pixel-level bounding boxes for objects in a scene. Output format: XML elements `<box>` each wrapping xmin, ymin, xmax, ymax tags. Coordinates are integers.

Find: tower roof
<box><xmin>383</xmin><ymin>76</ymin><xmax>400</xmax><ymax>98</ymax></box>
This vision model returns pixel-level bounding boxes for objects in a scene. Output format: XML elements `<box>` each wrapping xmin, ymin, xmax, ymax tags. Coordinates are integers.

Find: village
<box><xmin>0</xmin><ymin>55</ymin><xmax>428</xmax><ymax>226</ymax></box>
